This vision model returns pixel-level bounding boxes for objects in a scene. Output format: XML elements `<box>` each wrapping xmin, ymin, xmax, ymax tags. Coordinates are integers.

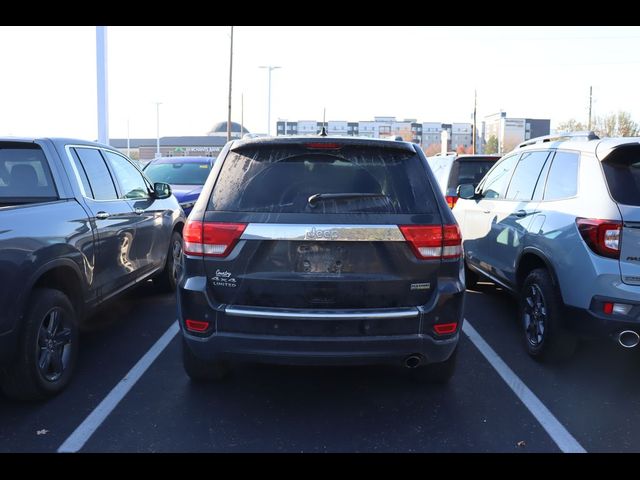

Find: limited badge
<box><xmin>211</xmin><ymin>269</ymin><xmax>237</xmax><ymax>288</ymax></box>
<box><xmin>410</xmin><ymin>282</ymin><xmax>431</xmax><ymax>290</ymax></box>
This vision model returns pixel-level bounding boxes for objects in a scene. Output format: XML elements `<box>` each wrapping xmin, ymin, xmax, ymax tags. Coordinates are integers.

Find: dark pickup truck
<box><xmin>0</xmin><ymin>138</ymin><xmax>185</xmax><ymax>400</ymax></box>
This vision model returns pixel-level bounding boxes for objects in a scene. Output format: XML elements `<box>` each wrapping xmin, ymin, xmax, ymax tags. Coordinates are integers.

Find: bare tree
<box><xmin>593</xmin><ymin>111</ymin><xmax>639</xmax><ymax>137</ymax></box>
<box><xmin>556</xmin><ymin>119</ymin><xmax>587</xmax><ymax>132</ymax></box>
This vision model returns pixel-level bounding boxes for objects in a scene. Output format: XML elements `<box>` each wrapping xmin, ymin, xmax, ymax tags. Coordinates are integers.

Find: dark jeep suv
<box><xmin>178</xmin><ymin>136</ymin><xmax>464</xmax><ymax>383</ymax></box>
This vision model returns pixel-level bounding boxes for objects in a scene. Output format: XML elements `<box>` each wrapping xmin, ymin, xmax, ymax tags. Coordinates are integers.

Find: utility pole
<box><xmin>240</xmin><ymin>93</ymin><xmax>244</xmax><ymax>138</ymax></box>
<box><xmin>588</xmin><ymin>85</ymin><xmax>593</xmax><ymax>131</ymax></box>
<box><xmin>472</xmin><ymin>89</ymin><xmax>477</xmax><ymax>154</ymax></box>
<box><xmin>227</xmin><ymin>26</ymin><xmax>234</xmax><ymax>142</ymax></box>
<box><xmin>126</xmin><ymin>118</ymin><xmax>130</xmax><ymax>157</ymax></box>
<box><xmin>155</xmin><ymin>102</ymin><xmax>162</xmax><ymax>158</ymax></box>
<box><xmin>96</xmin><ymin>26</ymin><xmax>109</xmax><ymax>144</ymax></box>
<box><xmin>259</xmin><ymin>65</ymin><xmax>281</xmax><ymax>135</ymax></box>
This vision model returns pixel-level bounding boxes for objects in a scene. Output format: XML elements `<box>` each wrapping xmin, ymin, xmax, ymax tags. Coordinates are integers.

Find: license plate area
<box><xmin>295</xmin><ymin>243</ymin><xmax>346</xmax><ymax>274</ymax></box>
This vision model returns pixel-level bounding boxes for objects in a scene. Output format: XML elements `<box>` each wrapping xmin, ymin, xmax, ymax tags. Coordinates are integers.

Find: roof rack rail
<box><xmin>518</xmin><ymin>131</ymin><xmax>599</xmax><ymax>149</ymax></box>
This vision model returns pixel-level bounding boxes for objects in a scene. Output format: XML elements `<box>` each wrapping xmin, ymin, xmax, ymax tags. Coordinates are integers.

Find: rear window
<box><xmin>144</xmin><ymin>162</ymin><xmax>211</xmax><ymax>185</ymax></box>
<box><xmin>210</xmin><ymin>144</ymin><xmax>436</xmax><ymax>214</ymax></box>
<box><xmin>449</xmin><ymin>159</ymin><xmax>497</xmax><ymax>189</ymax></box>
<box><xmin>0</xmin><ymin>143</ymin><xmax>57</xmax><ymax>201</ymax></box>
<box><xmin>602</xmin><ymin>146</ymin><xmax>640</xmax><ymax>206</ymax></box>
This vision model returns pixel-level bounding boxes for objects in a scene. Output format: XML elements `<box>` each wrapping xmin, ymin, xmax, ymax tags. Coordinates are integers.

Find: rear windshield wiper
<box><xmin>307</xmin><ymin>192</ymin><xmax>388</xmax><ymax>208</ymax></box>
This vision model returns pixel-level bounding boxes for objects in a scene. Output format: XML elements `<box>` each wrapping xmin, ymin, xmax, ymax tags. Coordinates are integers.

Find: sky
<box><xmin>1</xmin><ymin>26</ymin><xmax>640</xmax><ymax>141</ymax></box>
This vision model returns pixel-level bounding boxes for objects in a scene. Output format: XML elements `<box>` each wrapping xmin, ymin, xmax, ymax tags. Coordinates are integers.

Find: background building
<box><xmin>111</xmin><ymin>121</ymin><xmax>249</xmax><ymax>161</ymax></box>
<box><xmin>483</xmin><ymin>112</ymin><xmax>550</xmax><ymax>154</ymax></box>
<box><xmin>276</xmin><ymin>116</ymin><xmax>474</xmax><ymax>152</ymax></box>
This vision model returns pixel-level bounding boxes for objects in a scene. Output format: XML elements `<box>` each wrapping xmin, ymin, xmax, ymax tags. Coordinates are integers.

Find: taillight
<box><xmin>576</xmin><ymin>218</ymin><xmax>621</xmax><ymax>259</ymax></box>
<box><xmin>445</xmin><ymin>195</ymin><xmax>458</xmax><ymax>209</ymax></box>
<box><xmin>399</xmin><ymin>224</ymin><xmax>462</xmax><ymax>260</ymax></box>
<box><xmin>183</xmin><ymin>220</ymin><xmax>247</xmax><ymax>257</ymax></box>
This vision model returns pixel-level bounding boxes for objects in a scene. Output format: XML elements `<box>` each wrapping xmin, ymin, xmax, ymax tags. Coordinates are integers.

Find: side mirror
<box><xmin>457</xmin><ymin>183</ymin><xmax>477</xmax><ymax>200</ymax></box>
<box><xmin>153</xmin><ymin>182</ymin><xmax>172</xmax><ymax>199</ymax></box>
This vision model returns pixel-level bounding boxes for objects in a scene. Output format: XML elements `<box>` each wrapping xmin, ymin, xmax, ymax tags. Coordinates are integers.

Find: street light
<box><xmin>154</xmin><ymin>102</ymin><xmax>162</xmax><ymax>158</ymax></box>
<box><xmin>258</xmin><ymin>65</ymin><xmax>281</xmax><ymax>135</ymax></box>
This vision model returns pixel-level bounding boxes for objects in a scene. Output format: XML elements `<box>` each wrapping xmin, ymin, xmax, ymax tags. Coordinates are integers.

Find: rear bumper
<box><xmin>178</xmin><ymin>275</ymin><xmax>464</xmax><ymax>366</ymax></box>
<box><xmin>183</xmin><ymin>330</ymin><xmax>459</xmax><ymax>366</ymax></box>
<box><xmin>565</xmin><ymin>295</ymin><xmax>640</xmax><ymax>339</ymax></box>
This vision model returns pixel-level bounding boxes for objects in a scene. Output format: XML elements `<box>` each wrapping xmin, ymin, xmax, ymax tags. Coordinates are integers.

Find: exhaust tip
<box><xmin>404</xmin><ymin>354</ymin><xmax>422</xmax><ymax>369</ymax></box>
<box><xmin>618</xmin><ymin>330</ymin><xmax>640</xmax><ymax>349</ymax></box>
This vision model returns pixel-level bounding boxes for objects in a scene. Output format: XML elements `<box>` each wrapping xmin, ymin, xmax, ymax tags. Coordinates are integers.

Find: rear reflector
<box><xmin>445</xmin><ymin>195</ymin><xmax>458</xmax><ymax>209</ymax></box>
<box><xmin>433</xmin><ymin>322</ymin><xmax>458</xmax><ymax>335</ymax></box>
<box><xmin>185</xmin><ymin>319</ymin><xmax>210</xmax><ymax>332</ymax></box>
<box><xmin>399</xmin><ymin>224</ymin><xmax>462</xmax><ymax>260</ymax></box>
<box><xmin>576</xmin><ymin>218</ymin><xmax>621</xmax><ymax>259</ymax></box>
<box><xmin>603</xmin><ymin>302</ymin><xmax>614</xmax><ymax>314</ymax></box>
<box><xmin>183</xmin><ymin>220</ymin><xmax>247</xmax><ymax>257</ymax></box>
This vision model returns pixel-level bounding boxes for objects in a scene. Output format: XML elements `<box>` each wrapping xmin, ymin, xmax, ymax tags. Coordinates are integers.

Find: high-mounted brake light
<box><xmin>304</xmin><ymin>142</ymin><xmax>343</xmax><ymax>150</ymax></box>
<box><xmin>399</xmin><ymin>224</ymin><xmax>462</xmax><ymax>260</ymax></box>
<box><xmin>576</xmin><ymin>218</ymin><xmax>621</xmax><ymax>259</ymax></box>
<box><xmin>183</xmin><ymin>220</ymin><xmax>247</xmax><ymax>257</ymax></box>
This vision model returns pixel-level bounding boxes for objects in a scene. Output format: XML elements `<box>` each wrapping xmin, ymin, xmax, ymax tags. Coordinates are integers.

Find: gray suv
<box><xmin>454</xmin><ymin>132</ymin><xmax>640</xmax><ymax>360</ymax></box>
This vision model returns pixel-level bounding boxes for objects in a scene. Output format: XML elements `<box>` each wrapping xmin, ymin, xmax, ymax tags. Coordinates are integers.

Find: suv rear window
<box><xmin>449</xmin><ymin>159</ymin><xmax>497</xmax><ymax>188</ymax></box>
<box><xmin>0</xmin><ymin>143</ymin><xmax>57</xmax><ymax>202</ymax></box>
<box><xmin>602</xmin><ymin>145</ymin><xmax>640</xmax><ymax>206</ymax></box>
<box><xmin>210</xmin><ymin>144</ymin><xmax>436</xmax><ymax>214</ymax></box>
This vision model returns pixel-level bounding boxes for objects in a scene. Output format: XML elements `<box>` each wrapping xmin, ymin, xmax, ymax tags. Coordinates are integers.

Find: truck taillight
<box><xmin>576</xmin><ymin>218</ymin><xmax>621</xmax><ymax>259</ymax></box>
<box><xmin>183</xmin><ymin>220</ymin><xmax>247</xmax><ymax>257</ymax></box>
<box><xmin>399</xmin><ymin>224</ymin><xmax>462</xmax><ymax>260</ymax></box>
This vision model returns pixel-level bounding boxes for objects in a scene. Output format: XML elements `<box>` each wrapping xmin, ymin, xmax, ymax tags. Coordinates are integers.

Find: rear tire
<box><xmin>182</xmin><ymin>338</ymin><xmax>230</xmax><ymax>382</ymax></box>
<box><xmin>411</xmin><ymin>346</ymin><xmax>458</xmax><ymax>384</ymax></box>
<box><xmin>0</xmin><ymin>288</ymin><xmax>79</xmax><ymax>401</ymax></box>
<box><xmin>154</xmin><ymin>231</ymin><xmax>183</xmax><ymax>293</ymax></box>
<box><xmin>521</xmin><ymin>268</ymin><xmax>577</xmax><ymax>362</ymax></box>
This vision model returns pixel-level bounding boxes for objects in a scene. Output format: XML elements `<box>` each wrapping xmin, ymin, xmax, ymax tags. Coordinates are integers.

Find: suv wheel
<box><xmin>182</xmin><ymin>338</ymin><xmax>230</xmax><ymax>382</ymax></box>
<box><xmin>411</xmin><ymin>346</ymin><xmax>458</xmax><ymax>384</ymax></box>
<box><xmin>154</xmin><ymin>231</ymin><xmax>183</xmax><ymax>293</ymax></box>
<box><xmin>0</xmin><ymin>288</ymin><xmax>79</xmax><ymax>400</ymax></box>
<box><xmin>521</xmin><ymin>268</ymin><xmax>576</xmax><ymax>362</ymax></box>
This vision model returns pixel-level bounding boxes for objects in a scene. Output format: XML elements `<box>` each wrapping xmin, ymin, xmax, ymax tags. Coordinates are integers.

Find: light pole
<box><xmin>154</xmin><ymin>102</ymin><xmax>162</xmax><ymax>158</ymax></box>
<box><xmin>259</xmin><ymin>65</ymin><xmax>281</xmax><ymax>135</ymax></box>
<box><xmin>96</xmin><ymin>26</ymin><xmax>109</xmax><ymax>145</ymax></box>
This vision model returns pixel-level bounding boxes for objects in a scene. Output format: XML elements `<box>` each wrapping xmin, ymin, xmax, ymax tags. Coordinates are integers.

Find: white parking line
<box><xmin>462</xmin><ymin>320</ymin><xmax>586</xmax><ymax>453</ymax></box>
<box><xmin>57</xmin><ymin>321</ymin><xmax>180</xmax><ymax>453</ymax></box>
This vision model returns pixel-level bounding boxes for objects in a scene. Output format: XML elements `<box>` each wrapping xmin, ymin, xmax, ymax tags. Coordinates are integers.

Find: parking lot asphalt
<box><xmin>1</xmin><ymin>280</ymin><xmax>639</xmax><ymax>452</ymax></box>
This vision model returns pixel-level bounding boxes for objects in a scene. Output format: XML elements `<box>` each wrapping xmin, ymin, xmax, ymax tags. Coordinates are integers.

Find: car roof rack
<box><xmin>518</xmin><ymin>131</ymin><xmax>599</xmax><ymax>149</ymax></box>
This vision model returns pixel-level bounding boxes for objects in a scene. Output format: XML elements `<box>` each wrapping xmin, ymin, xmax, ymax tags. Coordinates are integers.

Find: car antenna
<box><xmin>319</xmin><ymin>107</ymin><xmax>328</xmax><ymax>136</ymax></box>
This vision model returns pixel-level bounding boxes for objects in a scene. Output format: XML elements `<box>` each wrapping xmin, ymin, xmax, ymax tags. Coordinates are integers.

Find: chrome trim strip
<box><xmin>225</xmin><ymin>306</ymin><xmax>419</xmax><ymax>320</ymax></box>
<box><xmin>240</xmin><ymin>224</ymin><xmax>405</xmax><ymax>242</ymax></box>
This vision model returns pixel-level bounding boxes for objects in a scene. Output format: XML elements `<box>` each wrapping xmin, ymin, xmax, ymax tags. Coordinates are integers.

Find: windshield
<box><xmin>144</xmin><ymin>161</ymin><xmax>211</xmax><ymax>185</ymax></box>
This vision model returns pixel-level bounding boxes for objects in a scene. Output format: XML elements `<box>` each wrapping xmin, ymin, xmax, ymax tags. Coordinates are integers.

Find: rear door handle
<box><xmin>514</xmin><ymin>209</ymin><xmax>527</xmax><ymax>218</ymax></box>
<box><xmin>134</xmin><ymin>208</ymin><xmax>144</xmax><ymax>215</ymax></box>
<box><xmin>96</xmin><ymin>211</ymin><xmax>110</xmax><ymax>220</ymax></box>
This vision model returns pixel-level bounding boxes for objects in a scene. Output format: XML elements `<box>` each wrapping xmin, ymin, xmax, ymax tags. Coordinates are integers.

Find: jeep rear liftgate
<box><xmin>193</xmin><ymin>223</ymin><xmax>452</xmax><ymax>309</ymax></box>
